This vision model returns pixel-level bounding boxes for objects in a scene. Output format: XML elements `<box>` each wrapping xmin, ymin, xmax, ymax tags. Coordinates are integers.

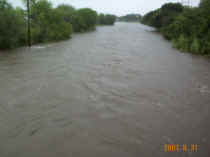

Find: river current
<box><xmin>0</xmin><ymin>22</ymin><xmax>209</xmax><ymax>157</ymax></box>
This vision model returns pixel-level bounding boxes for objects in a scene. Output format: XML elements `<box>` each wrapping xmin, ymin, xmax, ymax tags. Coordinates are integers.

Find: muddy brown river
<box><xmin>0</xmin><ymin>23</ymin><xmax>209</xmax><ymax>157</ymax></box>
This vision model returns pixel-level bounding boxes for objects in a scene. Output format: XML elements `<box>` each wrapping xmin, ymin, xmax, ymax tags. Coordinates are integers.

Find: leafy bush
<box><xmin>172</xmin><ymin>34</ymin><xmax>189</xmax><ymax>52</ymax></box>
<box><xmin>190</xmin><ymin>38</ymin><xmax>200</xmax><ymax>53</ymax></box>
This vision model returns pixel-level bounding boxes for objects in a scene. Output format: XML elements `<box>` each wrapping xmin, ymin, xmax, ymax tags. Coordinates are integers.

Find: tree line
<box><xmin>0</xmin><ymin>0</ymin><xmax>116</xmax><ymax>50</ymax></box>
<box><xmin>141</xmin><ymin>1</ymin><xmax>210</xmax><ymax>55</ymax></box>
<box><xmin>98</xmin><ymin>14</ymin><xmax>116</xmax><ymax>25</ymax></box>
<box><xmin>118</xmin><ymin>14</ymin><xmax>142</xmax><ymax>22</ymax></box>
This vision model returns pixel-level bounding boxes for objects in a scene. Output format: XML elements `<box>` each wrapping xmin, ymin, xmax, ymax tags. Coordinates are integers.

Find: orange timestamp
<box><xmin>164</xmin><ymin>144</ymin><xmax>199</xmax><ymax>152</ymax></box>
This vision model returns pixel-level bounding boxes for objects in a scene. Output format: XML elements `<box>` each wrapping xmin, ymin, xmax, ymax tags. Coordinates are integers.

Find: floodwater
<box><xmin>0</xmin><ymin>23</ymin><xmax>209</xmax><ymax>157</ymax></box>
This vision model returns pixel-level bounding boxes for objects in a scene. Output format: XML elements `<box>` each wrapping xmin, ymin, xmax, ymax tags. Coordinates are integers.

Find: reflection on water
<box><xmin>0</xmin><ymin>22</ymin><xmax>209</xmax><ymax>157</ymax></box>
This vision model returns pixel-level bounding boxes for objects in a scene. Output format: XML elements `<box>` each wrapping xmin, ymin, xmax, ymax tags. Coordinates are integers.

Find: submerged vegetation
<box><xmin>0</xmin><ymin>0</ymin><xmax>116</xmax><ymax>50</ymax></box>
<box><xmin>141</xmin><ymin>1</ymin><xmax>210</xmax><ymax>55</ymax></box>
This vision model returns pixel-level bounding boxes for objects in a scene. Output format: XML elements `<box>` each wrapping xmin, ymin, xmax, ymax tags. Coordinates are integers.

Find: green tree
<box><xmin>72</xmin><ymin>8</ymin><xmax>97</xmax><ymax>32</ymax></box>
<box><xmin>0</xmin><ymin>0</ymin><xmax>114</xmax><ymax>50</ymax></box>
<box><xmin>30</xmin><ymin>0</ymin><xmax>73</xmax><ymax>43</ymax></box>
<box><xmin>98</xmin><ymin>14</ymin><xmax>116</xmax><ymax>25</ymax></box>
<box><xmin>0</xmin><ymin>0</ymin><xmax>26</xmax><ymax>49</ymax></box>
<box><xmin>55</xmin><ymin>4</ymin><xmax>75</xmax><ymax>23</ymax></box>
<box><xmin>142</xmin><ymin>1</ymin><xmax>210</xmax><ymax>55</ymax></box>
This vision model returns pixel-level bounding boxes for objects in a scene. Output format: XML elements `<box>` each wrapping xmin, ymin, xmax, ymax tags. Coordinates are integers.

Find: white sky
<box><xmin>9</xmin><ymin>0</ymin><xmax>200</xmax><ymax>16</ymax></box>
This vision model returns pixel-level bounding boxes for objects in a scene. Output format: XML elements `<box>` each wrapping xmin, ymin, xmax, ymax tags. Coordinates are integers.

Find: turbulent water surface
<box><xmin>0</xmin><ymin>23</ymin><xmax>210</xmax><ymax>157</ymax></box>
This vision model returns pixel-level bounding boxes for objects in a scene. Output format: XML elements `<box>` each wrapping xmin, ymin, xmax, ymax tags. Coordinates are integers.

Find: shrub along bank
<box><xmin>0</xmin><ymin>0</ymin><xmax>116</xmax><ymax>50</ymax></box>
<box><xmin>98</xmin><ymin>14</ymin><xmax>116</xmax><ymax>25</ymax></box>
<box><xmin>141</xmin><ymin>1</ymin><xmax>210</xmax><ymax>55</ymax></box>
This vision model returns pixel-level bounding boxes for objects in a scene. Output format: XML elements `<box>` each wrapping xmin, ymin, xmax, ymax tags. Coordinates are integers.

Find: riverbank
<box><xmin>141</xmin><ymin>2</ymin><xmax>210</xmax><ymax>55</ymax></box>
<box><xmin>0</xmin><ymin>0</ymin><xmax>116</xmax><ymax>50</ymax></box>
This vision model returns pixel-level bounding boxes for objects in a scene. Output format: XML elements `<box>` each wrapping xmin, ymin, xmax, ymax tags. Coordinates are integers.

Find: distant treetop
<box><xmin>118</xmin><ymin>14</ymin><xmax>142</xmax><ymax>22</ymax></box>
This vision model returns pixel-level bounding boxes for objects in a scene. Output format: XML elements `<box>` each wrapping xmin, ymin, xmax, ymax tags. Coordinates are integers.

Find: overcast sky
<box><xmin>9</xmin><ymin>0</ymin><xmax>200</xmax><ymax>16</ymax></box>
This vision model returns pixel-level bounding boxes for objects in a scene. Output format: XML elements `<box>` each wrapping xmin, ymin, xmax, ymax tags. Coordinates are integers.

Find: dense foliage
<box><xmin>30</xmin><ymin>0</ymin><xmax>73</xmax><ymax>44</ymax></box>
<box><xmin>0</xmin><ymin>0</ymin><xmax>115</xmax><ymax>50</ymax></box>
<box><xmin>72</xmin><ymin>8</ymin><xmax>98</xmax><ymax>32</ymax></box>
<box><xmin>0</xmin><ymin>0</ymin><xmax>26</xmax><ymax>49</ymax></box>
<box><xmin>141</xmin><ymin>2</ymin><xmax>210</xmax><ymax>55</ymax></box>
<box><xmin>141</xmin><ymin>3</ymin><xmax>183</xmax><ymax>28</ymax></box>
<box><xmin>98</xmin><ymin>14</ymin><xmax>116</xmax><ymax>25</ymax></box>
<box><xmin>118</xmin><ymin>14</ymin><xmax>141</xmax><ymax>22</ymax></box>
